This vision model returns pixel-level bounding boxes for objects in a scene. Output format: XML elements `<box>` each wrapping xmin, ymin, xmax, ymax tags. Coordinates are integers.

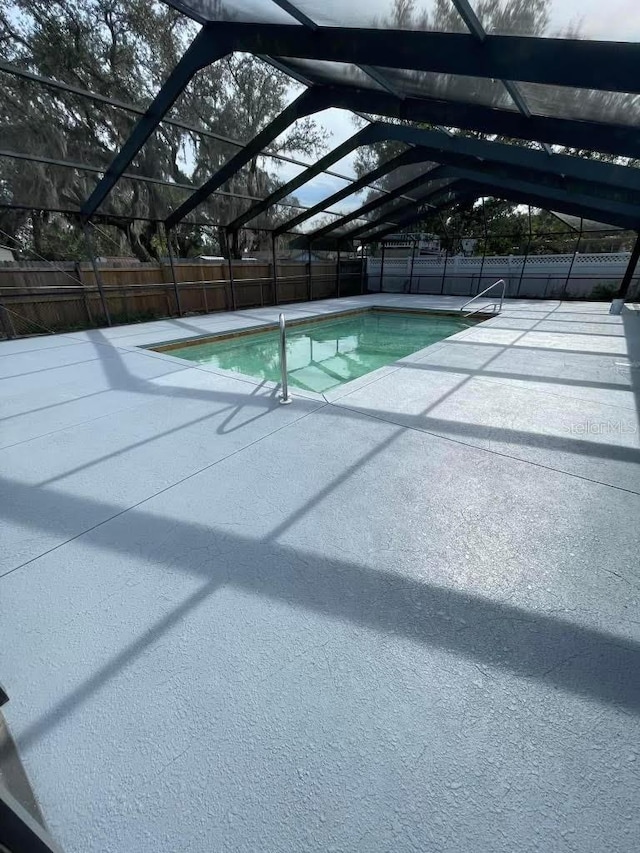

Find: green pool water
<box><xmin>162</xmin><ymin>309</ymin><xmax>474</xmax><ymax>394</ymax></box>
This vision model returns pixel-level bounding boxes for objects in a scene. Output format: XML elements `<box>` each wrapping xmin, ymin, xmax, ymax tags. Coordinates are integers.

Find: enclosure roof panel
<box><xmin>467</xmin><ymin>0</ymin><xmax>640</xmax><ymax>41</ymax></box>
<box><xmin>164</xmin><ymin>0</ymin><xmax>466</xmax><ymax>30</ymax></box>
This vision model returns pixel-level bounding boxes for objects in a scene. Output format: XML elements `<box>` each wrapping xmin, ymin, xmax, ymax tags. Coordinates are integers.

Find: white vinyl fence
<box><xmin>367</xmin><ymin>252</ymin><xmax>640</xmax><ymax>299</ymax></box>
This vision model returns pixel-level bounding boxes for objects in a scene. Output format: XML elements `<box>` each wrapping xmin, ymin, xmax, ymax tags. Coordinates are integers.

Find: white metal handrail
<box><xmin>278</xmin><ymin>312</ymin><xmax>292</xmax><ymax>405</ymax></box>
<box><xmin>460</xmin><ymin>279</ymin><xmax>506</xmax><ymax>318</ymax></box>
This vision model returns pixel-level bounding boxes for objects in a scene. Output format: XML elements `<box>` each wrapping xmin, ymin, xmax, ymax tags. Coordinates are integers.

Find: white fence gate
<box><xmin>366</xmin><ymin>252</ymin><xmax>640</xmax><ymax>299</ymax></box>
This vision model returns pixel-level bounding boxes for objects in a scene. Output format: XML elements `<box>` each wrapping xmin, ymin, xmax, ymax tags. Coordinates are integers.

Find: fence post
<box><xmin>165</xmin><ymin>227</ymin><xmax>183</xmax><ymax>317</ymax></box>
<box><xmin>452</xmin><ymin>253</ymin><xmax>461</xmax><ymax>294</ymax></box>
<box><xmin>227</xmin><ymin>254</ymin><xmax>236</xmax><ymax>311</ymax></box>
<box><xmin>0</xmin><ymin>301</ymin><xmax>15</xmax><ymax>339</ymax></box>
<box><xmin>272</xmin><ymin>234</ymin><xmax>279</xmax><ymax>305</ymax></box>
<box><xmin>76</xmin><ymin>261</ymin><xmax>94</xmax><ymax>326</ymax></box>
<box><xmin>83</xmin><ymin>224</ymin><xmax>111</xmax><ymax>326</ymax></box>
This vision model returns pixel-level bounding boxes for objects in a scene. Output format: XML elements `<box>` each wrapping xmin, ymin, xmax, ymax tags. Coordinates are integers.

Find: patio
<box><xmin>1</xmin><ymin>295</ymin><xmax>639</xmax><ymax>852</ymax></box>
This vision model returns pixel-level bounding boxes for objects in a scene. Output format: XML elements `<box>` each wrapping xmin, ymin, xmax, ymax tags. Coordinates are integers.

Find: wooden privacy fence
<box><xmin>0</xmin><ymin>258</ymin><xmax>364</xmax><ymax>339</ymax></box>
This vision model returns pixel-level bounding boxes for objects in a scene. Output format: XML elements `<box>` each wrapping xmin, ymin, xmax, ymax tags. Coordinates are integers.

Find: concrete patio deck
<box><xmin>1</xmin><ymin>294</ymin><xmax>639</xmax><ymax>852</ymax></box>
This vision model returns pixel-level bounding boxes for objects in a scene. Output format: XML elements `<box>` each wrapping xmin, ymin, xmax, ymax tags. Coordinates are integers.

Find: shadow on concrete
<box><xmin>399</xmin><ymin>359</ymin><xmax>637</xmax><ymax>394</ymax></box>
<box><xmin>333</xmin><ymin>405</ymin><xmax>640</xmax><ymax>467</ymax></box>
<box><xmin>622</xmin><ymin>310</ymin><xmax>640</xmax><ymax>448</ymax></box>
<box><xmin>3</xmin><ymin>302</ymin><xmax>640</xmax><ymax>757</ymax></box>
<box><xmin>444</xmin><ymin>339</ymin><xmax>631</xmax><ymax>358</ymax></box>
<box><xmin>28</xmin><ymin>315</ymin><xmax>640</xmax><ymax>491</ymax></box>
<box><xmin>1</xmin><ymin>473</ymin><xmax>639</xmax><ymax>766</ymax></box>
<box><xmin>487</xmin><ymin>325</ymin><xmax>628</xmax><ymax>339</ymax></box>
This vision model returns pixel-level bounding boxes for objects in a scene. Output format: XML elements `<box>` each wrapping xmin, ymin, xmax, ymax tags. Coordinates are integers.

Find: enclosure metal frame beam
<box><xmin>203</xmin><ymin>21</ymin><xmax>640</xmax><ymax>94</ymax></box>
<box><xmin>353</xmin><ymin>184</ymin><xmax>468</xmax><ymax>241</ymax></box>
<box><xmin>268</xmin><ymin>0</ymin><xmax>405</xmax><ymax>97</ymax></box>
<box><xmin>82</xmin><ymin>25</ymin><xmax>230</xmax><ymax>217</ymax></box>
<box><xmin>467</xmin><ymin>183</ymin><xmax>639</xmax><ymax>231</ymax></box>
<box><xmin>309</xmin><ymin>136</ymin><xmax>640</xmax><ymax>241</ymax></box>
<box><xmin>454</xmin><ymin>169</ymin><xmax>640</xmax><ymax>230</ymax></box>
<box><xmin>0</xmin><ymin>149</ymin><xmax>262</xmax><ymax>200</ymax></box>
<box><xmin>311</xmin><ymin>166</ymin><xmax>451</xmax><ymax>239</ymax></box>
<box><xmin>450</xmin><ymin>0</ymin><xmax>485</xmax><ymax>41</ymax></box>
<box><xmin>450</xmin><ymin>0</ymin><xmax>538</xmax><ymax>136</ymax></box>
<box><xmin>0</xmin><ymin>150</ymin><xmax>378</xmax><ymax>222</ymax></box>
<box><xmin>165</xmin><ymin>86</ymin><xmax>334</xmax><ymax>229</ymax></box>
<box><xmin>324</xmin><ymin>86</ymin><xmax>640</xmax><ymax>162</ymax></box>
<box><xmin>222</xmin><ymin>125</ymin><xmax>380</xmax><ymax>232</ymax></box>
<box><xmin>230</xmin><ymin>121</ymin><xmax>640</xmax><ymax>237</ymax></box>
<box><xmin>471</xmin><ymin>162</ymin><xmax>640</xmax><ymax>208</ymax></box>
<box><xmin>274</xmin><ymin>120</ymin><xmax>640</xmax><ymax>238</ymax></box>
<box><xmin>361</xmin><ymin>187</ymin><xmax>477</xmax><ymax>243</ymax></box>
<box><xmin>11</xmin><ymin>7</ymin><xmax>640</xmax><ymax>242</ymax></box>
<box><xmin>274</xmin><ymin>148</ymin><xmax>427</xmax><ymax>236</ymax></box>
<box><xmin>376</xmin><ymin>124</ymin><xmax>640</xmax><ymax>194</ymax></box>
<box><xmin>0</xmin><ymin>61</ymin><xmax>404</xmax><ymax>198</ymax></box>
<box><xmin>7</xmin><ymin>56</ymin><xmax>640</xmax><ymax>164</ymax></box>
<box><xmin>444</xmin><ymin>171</ymin><xmax>640</xmax><ymax>230</ymax></box>
<box><xmin>312</xmin><ymin>158</ymin><xmax>640</xmax><ymax>241</ymax></box>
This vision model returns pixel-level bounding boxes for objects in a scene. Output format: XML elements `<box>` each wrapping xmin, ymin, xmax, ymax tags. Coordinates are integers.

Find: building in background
<box><xmin>383</xmin><ymin>233</ymin><xmax>441</xmax><ymax>258</ymax></box>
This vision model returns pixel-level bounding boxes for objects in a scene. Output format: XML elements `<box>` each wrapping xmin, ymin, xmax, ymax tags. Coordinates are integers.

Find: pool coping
<box><xmin>137</xmin><ymin>305</ymin><xmax>497</xmax><ymax>402</ymax></box>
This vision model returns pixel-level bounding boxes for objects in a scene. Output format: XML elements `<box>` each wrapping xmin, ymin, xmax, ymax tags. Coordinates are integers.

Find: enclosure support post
<box><xmin>272</xmin><ymin>234</ymin><xmax>279</xmax><ymax>305</ymax></box>
<box><xmin>517</xmin><ymin>237</ymin><xmax>531</xmax><ymax>298</ymax></box>
<box><xmin>514</xmin><ymin>207</ymin><xmax>531</xmax><ymax>298</ymax></box>
<box><xmin>380</xmin><ymin>242</ymin><xmax>386</xmax><ymax>292</ymax></box>
<box><xmin>336</xmin><ymin>244</ymin><xmax>341</xmax><ymax>297</ymax></box>
<box><xmin>165</xmin><ymin>227</ymin><xmax>183</xmax><ymax>316</ymax></box>
<box><xmin>307</xmin><ymin>242</ymin><xmax>313</xmax><ymax>301</ymax></box>
<box><xmin>408</xmin><ymin>238</ymin><xmax>416</xmax><ymax>293</ymax></box>
<box><xmin>83</xmin><ymin>224</ymin><xmax>111</xmax><ymax>326</ymax></box>
<box><xmin>227</xmin><ymin>247</ymin><xmax>236</xmax><ymax>312</ymax></box>
<box><xmin>611</xmin><ymin>230</ymin><xmax>640</xmax><ymax>312</ymax></box>
<box><xmin>562</xmin><ymin>222</ymin><xmax>583</xmax><ymax>301</ymax></box>
<box><xmin>359</xmin><ymin>242</ymin><xmax>367</xmax><ymax>294</ymax></box>
<box><xmin>478</xmin><ymin>197</ymin><xmax>487</xmax><ymax>295</ymax></box>
<box><xmin>440</xmin><ymin>245</ymin><xmax>448</xmax><ymax>295</ymax></box>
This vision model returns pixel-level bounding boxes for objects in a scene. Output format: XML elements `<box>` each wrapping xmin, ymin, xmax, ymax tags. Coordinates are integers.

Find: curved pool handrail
<box><xmin>461</xmin><ymin>279</ymin><xmax>506</xmax><ymax>318</ymax></box>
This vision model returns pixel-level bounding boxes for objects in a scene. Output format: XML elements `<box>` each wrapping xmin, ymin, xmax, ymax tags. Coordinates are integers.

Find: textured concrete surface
<box><xmin>1</xmin><ymin>296</ymin><xmax>639</xmax><ymax>852</ymax></box>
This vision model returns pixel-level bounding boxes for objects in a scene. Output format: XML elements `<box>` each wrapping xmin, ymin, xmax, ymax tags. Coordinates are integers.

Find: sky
<box><xmin>270</xmin><ymin>108</ymin><xmax>366</xmax><ymax>212</ymax></box>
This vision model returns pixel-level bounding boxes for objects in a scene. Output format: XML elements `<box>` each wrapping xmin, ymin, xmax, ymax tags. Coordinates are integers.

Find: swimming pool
<box><xmin>154</xmin><ymin>309</ymin><xmax>478</xmax><ymax>393</ymax></box>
